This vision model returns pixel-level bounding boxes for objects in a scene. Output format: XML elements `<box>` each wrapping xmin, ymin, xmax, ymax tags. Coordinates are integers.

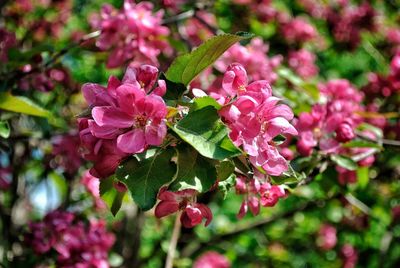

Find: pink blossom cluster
<box><xmin>235</xmin><ymin>174</ymin><xmax>286</xmax><ymax>219</ymax></box>
<box><xmin>362</xmin><ymin>53</ymin><xmax>400</xmax><ymax>98</ymax></box>
<box><xmin>327</xmin><ymin>2</ymin><xmax>377</xmax><ymax>49</ymax></box>
<box><xmin>215</xmin><ymin>63</ymin><xmax>298</xmax><ymax>176</ymax></box>
<box><xmin>155</xmin><ymin>188</ymin><xmax>212</xmax><ymax>228</ymax></box>
<box><xmin>52</xmin><ymin>133</ymin><xmax>83</xmax><ymax>175</ymax></box>
<box><xmin>280</xmin><ymin>17</ymin><xmax>317</xmax><ymax>44</ymax></box>
<box><xmin>288</xmin><ymin>49</ymin><xmax>319</xmax><ymax>79</ymax></box>
<box><xmin>25</xmin><ymin>210</ymin><xmax>115</xmax><ymax>268</ymax></box>
<box><xmin>215</xmin><ymin>38</ymin><xmax>282</xmax><ymax>84</ymax></box>
<box><xmin>6</xmin><ymin>0</ymin><xmax>72</xmax><ymax>41</ymax></box>
<box><xmin>296</xmin><ymin>79</ymin><xmax>364</xmax><ymax>157</ymax></box>
<box><xmin>18</xmin><ymin>64</ymin><xmax>71</xmax><ymax>92</ymax></box>
<box><xmin>193</xmin><ymin>251</ymin><xmax>230</xmax><ymax>268</ymax></box>
<box><xmin>91</xmin><ymin>0</ymin><xmax>170</xmax><ymax>68</ymax></box>
<box><xmin>299</xmin><ymin>1</ymin><xmax>377</xmax><ymax>49</ymax></box>
<box><xmin>317</xmin><ymin>224</ymin><xmax>337</xmax><ymax>250</ymax></box>
<box><xmin>0</xmin><ymin>28</ymin><xmax>16</xmax><ymax>63</ymax></box>
<box><xmin>79</xmin><ymin>65</ymin><xmax>167</xmax><ymax>178</ymax></box>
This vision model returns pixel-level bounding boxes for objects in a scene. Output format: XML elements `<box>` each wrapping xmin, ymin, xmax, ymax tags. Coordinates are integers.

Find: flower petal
<box><xmin>117</xmin><ymin>129</ymin><xmax>146</xmax><ymax>154</ymax></box>
<box><xmin>92</xmin><ymin>106</ymin><xmax>133</xmax><ymax>128</ymax></box>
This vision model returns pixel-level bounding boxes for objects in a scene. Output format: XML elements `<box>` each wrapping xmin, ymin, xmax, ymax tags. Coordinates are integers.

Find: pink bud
<box><xmin>335</xmin><ymin>123</ymin><xmax>355</xmax><ymax>142</ymax></box>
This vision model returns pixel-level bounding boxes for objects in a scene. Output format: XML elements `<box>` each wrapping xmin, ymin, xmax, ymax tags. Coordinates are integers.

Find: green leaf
<box><xmin>169</xmin><ymin>145</ymin><xmax>217</xmax><ymax>192</ymax></box>
<box><xmin>216</xmin><ymin>160</ymin><xmax>235</xmax><ymax>181</ymax></box>
<box><xmin>115</xmin><ymin>149</ymin><xmax>177</xmax><ymax>211</ymax></box>
<box><xmin>192</xmin><ymin>96</ymin><xmax>222</xmax><ymax>111</ymax></box>
<box><xmin>100</xmin><ymin>176</ymin><xmax>125</xmax><ymax>216</ymax></box>
<box><xmin>171</xmin><ymin>106</ymin><xmax>242</xmax><ymax>160</ymax></box>
<box><xmin>0</xmin><ymin>92</ymin><xmax>50</xmax><ymax>118</ymax></box>
<box><xmin>330</xmin><ymin>155</ymin><xmax>357</xmax><ymax>171</ymax></box>
<box><xmin>357</xmin><ymin>123</ymin><xmax>383</xmax><ymax>139</ymax></box>
<box><xmin>160</xmin><ymin>73</ymin><xmax>187</xmax><ymax>101</ymax></box>
<box><xmin>357</xmin><ymin>166</ymin><xmax>369</xmax><ymax>189</ymax></box>
<box><xmin>0</xmin><ymin>121</ymin><xmax>10</xmax><ymax>138</ymax></box>
<box><xmin>165</xmin><ymin>32</ymin><xmax>253</xmax><ymax>85</ymax></box>
<box><xmin>218</xmin><ymin>174</ymin><xmax>236</xmax><ymax>199</ymax></box>
<box><xmin>342</xmin><ymin>140</ymin><xmax>382</xmax><ymax>149</ymax></box>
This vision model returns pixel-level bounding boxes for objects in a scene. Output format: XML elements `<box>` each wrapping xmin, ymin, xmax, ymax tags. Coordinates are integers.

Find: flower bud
<box><xmin>335</xmin><ymin>123</ymin><xmax>355</xmax><ymax>142</ymax></box>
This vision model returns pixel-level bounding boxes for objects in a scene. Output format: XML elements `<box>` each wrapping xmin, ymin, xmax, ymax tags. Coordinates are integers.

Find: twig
<box><xmin>165</xmin><ymin>213</ymin><xmax>182</xmax><ymax>268</ymax></box>
<box><xmin>193</xmin><ymin>12</ymin><xmax>221</xmax><ymax>35</ymax></box>
<box><xmin>162</xmin><ymin>10</ymin><xmax>195</xmax><ymax>25</ymax></box>
<box><xmin>358</xmin><ymin>133</ymin><xmax>400</xmax><ymax>147</ymax></box>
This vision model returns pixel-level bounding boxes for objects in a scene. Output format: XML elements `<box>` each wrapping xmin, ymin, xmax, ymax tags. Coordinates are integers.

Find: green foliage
<box><xmin>170</xmin><ymin>106</ymin><xmax>242</xmax><ymax>160</ymax></box>
<box><xmin>330</xmin><ymin>155</ymin><xmax>358</xmax><ymax>171</ymax></box>
<box><xmin>169</xmin><ymin>145</ymin><xmax>217</xmax><ymax>192</ymax></box>
<box><xmin>191</xmin><ymin>96</ymin><xmax>222</xmax><ymax>111</ymax></box>
<box><xmin>100</xmin><ymin>176</ymin><xmax>126</xmax><ymax>216</ymax></box>
<box><xmin>165</xmin><ymin>32</ymin><xmax>253</xmax><ymax>85</ymax></box>
<box><xmin>0</xmin><ymin>92</ymin><xmax>50</xmax><ymax>118</ymax></box>
<box><xmin>0</xmin><ymin>121</ymin><xmax>10</xmax><ymax>138</ymax></box>
<box><xmin>115</xmin><ymin>149</ymin><xmax>177</xmax><ymax>211</ymax></box>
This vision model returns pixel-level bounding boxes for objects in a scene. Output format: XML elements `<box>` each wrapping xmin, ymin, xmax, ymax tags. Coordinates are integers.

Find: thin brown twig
<box><xmin>165</xmin><ymin>212</ymin><xmax>182</xmax><ymax>268</ymax></box>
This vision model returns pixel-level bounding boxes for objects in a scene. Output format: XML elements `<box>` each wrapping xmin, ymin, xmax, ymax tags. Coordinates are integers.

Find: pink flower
<box><xmin>216</xmin><ymin>38</ymin><xmax>282</xmax><ymax>84</ymax></box>
<box><xmin>288</xmin><ymin>49</ymin><xmax>319</xmax><ymax>79</ymax></box>
<box><xmin>235</xmin><ymin>176</ymin><xmax>260</xmax><ymax>219</ymax></box>
<box><xmin>193</xmin><ymin>251</ymin><xmax>230</xmax><ymax>268</ymax></box>
<box><xmin>259</xmin><ymin>182</ymin><xmax>286</xmax><ymax>207</ymax></box>
<box><xmin>296</xmin><ymin>79</ymin><xmax>364</xmax><ymax>156</ymax></box>
<box><xmin>155</xmin><ymin>188</ymin><xmax>212</xmax><ymax>228</ymax></box>
<box><xmin>335</xmin><ymin>122</ymin><xmax>355</xmax><ymax>142</ymax></box>
<box><xmin>217</xmin><ymin>63</ymin><xmax>297</xmax><ymax>176</ymax></box>
<box><xmin>319</xmin><ymin>79</ymin><xmax>363</xmax><ymax>103</ymax></box>
<box><xmin>79</xmin><ymin>65</ymin><xmax>167</xmax><ymax>177</ymax></box>
<box><xmin>79</xmin><ymin>118</ymin><xmax>127</xmax><ymax>178</ymax></box>
<box><xmin>91</xmin><ymin>0</ymin><xmax>170</xmax><ymax>68</ymax></box>
<box><xmin>317</xmin><ymin>224</ymin><xmax>337</xmax><ymax>250</ymax></box>
<box><xmin>281</xmin><ymin>17</ymin><xmax>317</xmax><ymax>44</ymax></box>
<box><xmin>235</xmin><ymin>174</ymin><xmax>286</xmax><ymax>219</ymax></box>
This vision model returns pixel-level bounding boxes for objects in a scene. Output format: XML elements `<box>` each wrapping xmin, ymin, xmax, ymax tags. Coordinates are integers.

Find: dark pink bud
<box><xmin>335</xmin><ymin>123</ymin><xmax>355</xmax><ymax>142</ymax></box>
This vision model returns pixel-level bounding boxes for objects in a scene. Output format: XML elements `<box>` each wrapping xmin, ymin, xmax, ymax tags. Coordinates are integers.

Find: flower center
<box><xmin>238</xmin><ymin>85</ymin><xmax>247</xmax><ymax>93</ymax></box>
<box><xmin>134</xmin><ymin>114</ymin><xmax>147</xmax><ymax>128</ymax></box>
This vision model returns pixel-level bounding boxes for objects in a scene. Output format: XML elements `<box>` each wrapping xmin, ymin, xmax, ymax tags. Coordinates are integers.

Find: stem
<box><xmin>162</xmin><ymin>10</ymin><xmax>195</xmax><ymax>25</ymax></box>
<box><xmin>165</xmin><ymin>213</ymin><xmax>182</xmax><ymax>268</ymax></box>
<box><xmin>193</xmin><ymin>12</ymin><xmax>221</xmax><ymax>35</ymax></box>
<box><xmin>358</xmin><ymin>133</ymin><xmax>400</xmax><ymax>147</ymax></box>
